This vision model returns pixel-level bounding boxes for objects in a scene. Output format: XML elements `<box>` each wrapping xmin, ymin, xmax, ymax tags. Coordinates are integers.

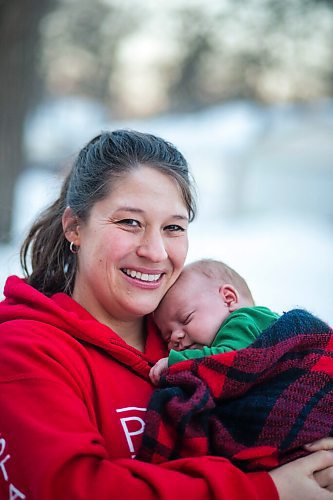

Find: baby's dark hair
<box><xmin>20</xmin><ymin>129</ymin><xmax>197</xmax><ymax>296</ymax></box>
<box><xmin>185</xmin><ymin>258</ymin><xmax>255</xmax><ymax>305</ymax></box>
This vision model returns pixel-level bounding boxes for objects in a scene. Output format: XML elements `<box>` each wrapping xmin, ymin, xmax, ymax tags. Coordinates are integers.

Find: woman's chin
<box><xmin>125</xmin><ymin>298</ymin><xmax>162</xmax><ymax>319</ymax></box>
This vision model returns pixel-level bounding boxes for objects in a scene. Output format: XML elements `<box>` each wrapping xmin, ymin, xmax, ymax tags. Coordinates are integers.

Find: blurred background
<box><xmin>0</xmin><ymin>0</ymin><xmax>332</xmax><ymax>323</ymax></box>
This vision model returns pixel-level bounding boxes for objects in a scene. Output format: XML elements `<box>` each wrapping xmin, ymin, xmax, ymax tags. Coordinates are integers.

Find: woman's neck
<box><xmin>94</xmin><ymin>314</ymin><xmax>146</xmax><ymax>351</ymax></box>
<box><xmin>82</xmin><ymin>313</ymin><xmax>146</xmax><ymax>352</ymax></box>
<box><xmin>71</xmin><ymin>288</ymin><xmax>146</xmax><ymax>351</ymax></box>
<box><xmin>111</xmin><ymin>318</ymin><xmax>146</xmax><ymax>351</ymax></box>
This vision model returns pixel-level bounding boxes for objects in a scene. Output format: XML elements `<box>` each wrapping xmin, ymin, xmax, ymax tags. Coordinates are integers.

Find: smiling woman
<box><xmin>20</xmin><ymin>130</ymin><xmax>196</xmax><ymax>297</ymax></box>
<box><xmin>62</xmin><ymin>165</ymin><xmax>190</xmax><ymax>336</ymax></box>
<box><xmin>0</xmin><ymin>130</ymin><xmax>333</xmax><ymax>499</ymax></box>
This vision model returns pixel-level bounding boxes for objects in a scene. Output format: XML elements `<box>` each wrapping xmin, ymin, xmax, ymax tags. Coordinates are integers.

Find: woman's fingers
<box><xmin>269</xmin><ymin>450</ymin><xmax>333</xmax><ymax>500</ymax></box>
<box><xmin>315</xmin><ymin>465</ymin><xmax>333</xmax><ymax>490</ymax></box>
<box><xmin>305</xmin><ymin>438</ymin><xmax>333</xmax><ymax>452</ymax></box>
<box><xmin>303</xmin><ymin>438</ymin><xmax>333</xmax><ymax>491</ymax></box>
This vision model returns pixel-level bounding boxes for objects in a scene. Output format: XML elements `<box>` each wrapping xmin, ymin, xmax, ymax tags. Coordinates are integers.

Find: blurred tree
<box><xmin>39</xmin><ymin>0</ymin><xmax>332</xmax><ymax>117</ymax></box>
<box><xmin>0</xmin><ymin>0</ymin><xmax>56</xmax><ymax>242</ymax></box>
<box><xmin>1</xmin><ymin>0</ymin><xmax>332</xmax><ymax>242</ymax></box>
<box><xmin>167</xmin><ymin>0</ymin><xmax>333</xmax><ymax>109</ymax></box>
<box><xmin>40</xmin><ymin>0</ymin><xmax>137</xmax><ymax>115</ymax></box>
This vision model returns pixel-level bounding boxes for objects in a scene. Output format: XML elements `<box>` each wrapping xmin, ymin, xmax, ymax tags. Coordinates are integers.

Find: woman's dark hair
<box><xmin>20</xmin><ymin>129</ymin><xmax>197</xmax><ymax>296</ymax></box>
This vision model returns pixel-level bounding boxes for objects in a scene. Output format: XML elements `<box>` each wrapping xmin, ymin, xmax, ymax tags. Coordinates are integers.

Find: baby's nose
<box><xmin>169</xmin><ymin>330</ymin><xmax>185</xmax><ymax>350</ymax></box>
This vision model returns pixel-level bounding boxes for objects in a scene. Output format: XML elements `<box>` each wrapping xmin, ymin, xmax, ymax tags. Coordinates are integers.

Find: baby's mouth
<box><xmin>187</xmin><ymin>343</ymin><xmax>203</xmax><ymax>350</ymax></box>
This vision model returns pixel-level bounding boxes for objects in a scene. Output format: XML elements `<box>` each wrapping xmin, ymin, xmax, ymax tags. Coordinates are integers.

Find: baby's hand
<box><xmin>149</xmin><ymin>357</ymin><xmax>169</xmax><ymax>386</ymax></box>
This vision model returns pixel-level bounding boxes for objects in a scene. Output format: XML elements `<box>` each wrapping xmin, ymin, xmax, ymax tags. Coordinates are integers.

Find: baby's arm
<box><xmin>149</xmin><ymin>357</ymin><xmax>169</xmax><ymax>385</ymax></box>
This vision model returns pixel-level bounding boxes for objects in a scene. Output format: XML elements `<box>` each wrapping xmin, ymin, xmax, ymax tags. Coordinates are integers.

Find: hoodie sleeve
<box><xmin>0</xmin><ymin>323</ymin><xmax>277</xmax><ymax>500</ymax></box>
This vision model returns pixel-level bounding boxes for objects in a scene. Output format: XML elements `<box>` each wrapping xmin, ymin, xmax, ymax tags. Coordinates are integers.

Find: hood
<box><xmin>0</xmin><ymin>276</ymin><xmax>165</xmax><ymax>377</ymax></box>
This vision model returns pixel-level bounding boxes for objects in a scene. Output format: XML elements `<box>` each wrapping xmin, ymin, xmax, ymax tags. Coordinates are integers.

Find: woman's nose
<box><xmin>136</xmin><ymin>230</ymin><xmax>168</xmax><ymax>262</ymax></box>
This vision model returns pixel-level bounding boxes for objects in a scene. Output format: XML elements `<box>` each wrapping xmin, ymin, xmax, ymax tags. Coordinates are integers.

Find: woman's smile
<box><xmin>121</xmin><ymin>267</ymin><xmax>165</xmax><ymax>289</ymax></box>
<box><xmin>121</xmin><ymin>268</ymin><xmax>163</xmax><ymax>283</ymax></box>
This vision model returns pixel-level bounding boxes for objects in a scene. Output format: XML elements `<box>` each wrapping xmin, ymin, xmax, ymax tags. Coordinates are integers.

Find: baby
<box><xmin>150</xmin><ymin>258</ymin><xmax>279</xmax><ymax>384</ymax></box>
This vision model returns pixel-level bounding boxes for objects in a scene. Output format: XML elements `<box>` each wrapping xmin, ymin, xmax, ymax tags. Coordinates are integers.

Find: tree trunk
<box><xmin>0</xmin><ymin>0</ymin><xmax>54</xmax><ymax>242</ymax></box>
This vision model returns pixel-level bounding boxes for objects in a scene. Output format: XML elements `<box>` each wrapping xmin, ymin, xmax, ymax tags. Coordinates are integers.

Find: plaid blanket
<box><xmin>138</xmin><ymin>309</ymin><xmax>333</xmax><ymax>470</ymax></box>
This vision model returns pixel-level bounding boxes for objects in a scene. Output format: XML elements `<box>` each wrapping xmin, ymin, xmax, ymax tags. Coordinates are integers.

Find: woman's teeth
<box><xmin>122</xmin><ymin>269</ymin><xmax>161</xmax><ymax>282</ymax></box>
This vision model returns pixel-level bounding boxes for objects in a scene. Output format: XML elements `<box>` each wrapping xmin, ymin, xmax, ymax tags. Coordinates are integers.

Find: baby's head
<box><xmin>154</xmin><ymin>259</ymin><xmax>254</xmax><ymax>351</ymax></box>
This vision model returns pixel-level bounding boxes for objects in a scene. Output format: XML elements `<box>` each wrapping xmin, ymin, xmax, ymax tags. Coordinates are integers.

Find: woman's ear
<box><xmin>219</xmin><ymin>284</ymin><xmax>239</xmax><ymax>312</ymax></box>
<box><xmin>62</xmin><ymin>207</ymin><xmax>80</xmax><ymax>245</ymax></box>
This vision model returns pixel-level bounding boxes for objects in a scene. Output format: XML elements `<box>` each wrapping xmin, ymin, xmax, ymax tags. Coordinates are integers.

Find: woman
<box><xmin>0</xmin><ymin>130</ymin><xmax>332</xmax><ymax>499</ymax></box>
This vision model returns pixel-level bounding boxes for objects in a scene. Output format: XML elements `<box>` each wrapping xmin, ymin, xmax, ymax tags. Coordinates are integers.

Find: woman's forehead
<box><xmin>100</xmin><ymin>166</ymin><xmax>189</xmax><ymax>213</ymax></box>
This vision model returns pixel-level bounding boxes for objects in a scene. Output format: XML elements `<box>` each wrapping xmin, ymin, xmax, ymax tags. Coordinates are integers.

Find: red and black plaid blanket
<box><xmin>138</xmin><ymin>309</ymin><xmax>333</xmax><ymax>470</ymax></box>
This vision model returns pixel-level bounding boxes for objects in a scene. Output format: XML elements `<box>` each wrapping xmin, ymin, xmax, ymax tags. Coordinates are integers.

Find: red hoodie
<box><xmin>0</xmin><ymin>276</ymin><xmax>277</xmax><ymax>500</ymax></box>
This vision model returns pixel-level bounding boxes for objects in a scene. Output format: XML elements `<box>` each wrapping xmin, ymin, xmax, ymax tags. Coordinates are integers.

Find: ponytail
<box><xmin>20</xmin><ymin>175</ymin><xmax>76</xmax><ymax>295</ymax></box>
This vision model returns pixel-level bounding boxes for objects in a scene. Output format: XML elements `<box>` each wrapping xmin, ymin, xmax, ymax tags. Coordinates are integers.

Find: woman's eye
<box><xmin>165</xmin><ymin>224</ymin><xmax>186</xmax><ymax>233</ymax></box>
<box><xmin>118</xmin><ymin>218</ymin><xmax>140</xmax><ymax>227</ymax></box>
<box><xmin>119</xmin><ymin>219</ymin><xmax>139</xmax><ymax>226</ymax></box>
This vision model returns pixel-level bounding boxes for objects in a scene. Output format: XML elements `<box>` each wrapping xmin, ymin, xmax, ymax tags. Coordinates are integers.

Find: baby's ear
<box><xmin>219</xmin><ymin>284</ymin><xmax>239</xmax><ymax>312</ymax></box>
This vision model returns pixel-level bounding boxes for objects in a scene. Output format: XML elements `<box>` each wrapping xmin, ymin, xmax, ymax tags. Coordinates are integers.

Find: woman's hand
<box><xmin>149</xmin><ymin>357</ymin><xmax>169</xmax><ymax>385</ymax></box>
<box><xmin>304</xmin><ymin>437</ymin><xmax>333</xmax><ymax>453</ymax></box>
<box><xmin>303</xmin><ymin>438</ymin><xmax>333</xmax><ymax>492</ymax></box>
<box><xmin>269</xmin><ymin>450</ymin><xmax>333</xmax><ymax>499</ymax></box>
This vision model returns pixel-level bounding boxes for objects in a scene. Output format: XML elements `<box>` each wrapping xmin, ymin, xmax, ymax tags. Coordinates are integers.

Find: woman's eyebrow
<box><xmin>173</xmin><ymin>215</ymin><xmax>189</xmax><ymax>221</ymax></box>
<box><xmin>113</xmin><ymin>207</ymin><xmax>145</xmax><ymax>214</ymax></box>
<box><xmin>113</xmin><ymin>207</ymin><xmax>189</xmax><ymax>220</ymax></box>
